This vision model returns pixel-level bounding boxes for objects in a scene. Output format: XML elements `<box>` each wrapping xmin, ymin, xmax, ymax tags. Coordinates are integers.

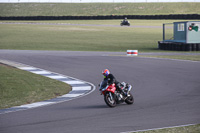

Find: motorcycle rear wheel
<box><xmin>104</xmin><ymin>92</ymin><xmax>116</xmax><ymax>108</ymax></box>
<box><xmin>125</xmin><ymin>93</ymin><xmax>134</xmax><ymax>104</ymax></box>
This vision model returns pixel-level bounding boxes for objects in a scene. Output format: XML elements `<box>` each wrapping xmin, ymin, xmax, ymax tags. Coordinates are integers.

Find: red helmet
<box><xmin>102</xmin><ymin>69</ymin><xmax>110</xmax><ymax>76</ymax></box>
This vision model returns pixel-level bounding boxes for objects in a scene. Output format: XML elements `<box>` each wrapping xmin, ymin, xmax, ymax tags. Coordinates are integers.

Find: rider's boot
<box><xmin>119</xmin><ymin>89</ymin><xmax>127</xmax><ymax>98</ymax></box>
<box><xmin>122</xmin><ymin>90</ymin><xmax>128</xmax><ymax>98</ymax></box>
<box><xmin>116</xmin><ymin>83</ymin><xmax>127</xmax><ymax>98</ymax></box>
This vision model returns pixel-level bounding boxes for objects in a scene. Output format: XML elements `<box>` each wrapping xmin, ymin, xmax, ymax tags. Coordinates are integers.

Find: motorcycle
<box><xmin>120</xmin><ymin>21</ymin><xmax>130</xmax><ymax>26</ymax></box>
<box><xmin>99</xmin><ymin>80</ymin><xmax>134</xmax><ymax>107</ymax></box>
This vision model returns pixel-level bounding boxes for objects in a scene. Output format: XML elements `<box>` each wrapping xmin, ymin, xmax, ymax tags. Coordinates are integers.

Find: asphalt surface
<box><xmin>0</xmin><ymin>50</ymin><xmax>200</xmax><ymax>133</ymax></box>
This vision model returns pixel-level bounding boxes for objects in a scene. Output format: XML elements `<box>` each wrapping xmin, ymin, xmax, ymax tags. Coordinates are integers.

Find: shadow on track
<box><xmin>72</xmin><ymin>104</ymin><xmax>108</xmax><ymax>110</ymax></box>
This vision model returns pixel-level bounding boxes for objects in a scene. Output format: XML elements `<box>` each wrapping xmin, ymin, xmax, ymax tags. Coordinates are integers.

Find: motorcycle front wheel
<box><xmin>104</xmin><ymin>92</ymin><xmax>116</xmax><ymax>107</ymax></box>
<box><xmin>125</xmin><ymin>93</ymin><xmax>134</xmax><ymax>104</ymax></box>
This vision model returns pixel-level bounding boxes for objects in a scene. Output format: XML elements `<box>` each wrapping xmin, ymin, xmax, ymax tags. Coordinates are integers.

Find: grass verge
<box><xmin>0</xmin><ymin>64</ymin><xmax>71</xmax><ymax>109</ymax></box>
<box><xmin>0</xmin><ymin>3</ymin><xmax>200</xmax><ymax>16</ymax></box>
<box><xmin>133</xmin><ymin>124</ymin><xmax>200</xmax><ymax>133</ymax></box>
<box><xmin>139</xmin><ymin>55</ymin><xmax>200</xmax><ymax>61</ymax></box>
<box><xmin>1</xmin><ymin>19</ymin><xmax>200</xmax><ymax>53</ymax></box>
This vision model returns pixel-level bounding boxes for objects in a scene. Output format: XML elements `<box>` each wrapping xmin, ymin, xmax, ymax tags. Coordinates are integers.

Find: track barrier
<box><xmin>0</xmin><ymin>14</ymin><xmax>199</xmax><ymax>20</ymax></box>
<box><xmin>158</xmin><ymin>41</ymin><xmax>200</xmax><ymax>51</ymax></box>
<box><xmin>127</xmin><ymin>50</ymin><xmax>138</xmax><ymax>56</ymax></box>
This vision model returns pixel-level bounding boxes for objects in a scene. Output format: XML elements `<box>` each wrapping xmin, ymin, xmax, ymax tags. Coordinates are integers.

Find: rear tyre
<box><xmin>125</xmin><ymin>93</ymin><xmax>134</xmax><ymax>104</ymax></box>
<box><xmin>104</xmin><ymin>92</ymin><xmax>116</xmax><ymax>108</ymax></box>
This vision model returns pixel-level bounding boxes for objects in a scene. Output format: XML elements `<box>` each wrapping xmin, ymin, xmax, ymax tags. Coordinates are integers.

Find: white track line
<box><xmin>72</xmin><ymin>86</ymin><xmax>91</xmax><ymax>91</ymax></box>
<box><xmin>63</xmin><ymin>80</ymin><xmax>85</xmax><ymax>84</ymax></box>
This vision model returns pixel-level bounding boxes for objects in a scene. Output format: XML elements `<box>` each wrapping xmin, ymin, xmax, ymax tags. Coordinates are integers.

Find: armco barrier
<box><xmin>0</xmin><ymin>14</ymin><xmax>200</xmax><ymax>20</ymax></box>
<box><xmin>158</xmin><ymin>41</ymin><xmax>200</xmax><ymax>51</ymax></box>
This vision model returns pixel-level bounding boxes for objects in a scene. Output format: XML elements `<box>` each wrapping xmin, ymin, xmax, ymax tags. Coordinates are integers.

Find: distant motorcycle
<box><xmin>120</xmin><ymin>21</ymin><xmax>130</xmax><ymax>26</ymax></box>
<box><xmin>99</xmin><ymin>80</ymin><xmax>134</xmax><ymax>107</ymax></box>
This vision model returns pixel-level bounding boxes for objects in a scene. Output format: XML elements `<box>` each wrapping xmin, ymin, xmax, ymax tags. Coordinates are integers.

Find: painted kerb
<box><xmin>0</xmin><ymin>59</ymin><xmax>95</xmax><ymax>114</ymax></box>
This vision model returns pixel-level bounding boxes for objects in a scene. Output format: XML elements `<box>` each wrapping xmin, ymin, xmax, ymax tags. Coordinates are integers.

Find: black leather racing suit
<box><xmin>104</xmin><ymin>74</ymin><xmax>125</xmax><ymax>95</ymax></box>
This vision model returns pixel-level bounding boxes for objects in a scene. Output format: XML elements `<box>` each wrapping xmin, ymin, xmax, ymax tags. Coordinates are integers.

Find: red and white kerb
<box><xmin>127</xmin><ymin>50</ymin><xmax>138</xmax><ymax>56</ymax></box>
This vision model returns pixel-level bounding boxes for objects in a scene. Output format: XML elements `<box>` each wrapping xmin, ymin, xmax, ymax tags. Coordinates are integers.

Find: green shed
<box><xmin>159</xmin><ymin>21</ymin><xmax>200</xmax><ymax>51</ymax></box>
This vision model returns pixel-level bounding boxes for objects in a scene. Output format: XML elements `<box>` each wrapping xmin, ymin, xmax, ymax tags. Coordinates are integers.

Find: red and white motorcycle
<box><xmin>99</xmin><ymin>80</ymin><xmax>134</xmax><ymax>107</ymax></box>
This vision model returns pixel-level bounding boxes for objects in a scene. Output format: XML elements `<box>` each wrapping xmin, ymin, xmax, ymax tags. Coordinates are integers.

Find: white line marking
<box><xmin>46</xmin><ymin>75</ymin><xmax>67</xmax><ymax>79</ymax></box>
<box><xmin>62</xmin><ymin>80</ymin><xmax>85</xmax><ymax>84</ymax></box>
<box><xmin>18</xmin><ymin>67</ymin><xmax>37</xmax><ymax>71</ymax></box>
<box><xmin>30</xmin><ymin>70</ymin><xmax>51</xmax><ymax>74</ymax></box>
<box><xmin>19</xmin><ymin>102</ymin><xmax>54</xmax><ymax>108</ymax></box>
<box><xmin>61</xmin><ymin>94</ymin><xmax>84</xmax><ymax>97</ymax></box>
<box><xmin>72</xmin><ymin>86</ymin><xmax>91</xmax><ymax>91</ymax></box>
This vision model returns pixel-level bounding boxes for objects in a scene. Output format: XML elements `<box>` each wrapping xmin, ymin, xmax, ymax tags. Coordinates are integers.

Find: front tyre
<box><xmin>125</xmin><ymin>93</ymin><xmax>134</xmax><ymax>104</ymax></box>
<box><xmin>104</xmin><ymin>92</ymin><xmax>116</xmax><ymax>107</ymax></box>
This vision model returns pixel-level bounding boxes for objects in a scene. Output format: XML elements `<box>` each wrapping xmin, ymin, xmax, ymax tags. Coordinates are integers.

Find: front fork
<box><xmin>109</xmin><ymin>92</ymin><xmax>114</xmax><ymax>101</ymax></box>
<box><xmin>127</xmin><ymin>85</ymin><xmax>132</xmax><ymax>94</ymax></box>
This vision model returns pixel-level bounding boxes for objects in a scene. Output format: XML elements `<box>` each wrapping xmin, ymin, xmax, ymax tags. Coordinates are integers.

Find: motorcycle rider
<box><xmin>102</xmin><ymin>69</ymin><xmax>127</xmax><ymax>97</ymax></box>
<box><xmin>123</xmin><ymin>17</ymin><xmax>128</xmax><ymax>23</ymax></box>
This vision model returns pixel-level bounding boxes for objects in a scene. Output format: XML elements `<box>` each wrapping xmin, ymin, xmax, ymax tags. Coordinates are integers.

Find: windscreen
<box><xmin>100</xmin><ymin>79</ymin><xmax>108</xmax><ymax>89</ymax></box>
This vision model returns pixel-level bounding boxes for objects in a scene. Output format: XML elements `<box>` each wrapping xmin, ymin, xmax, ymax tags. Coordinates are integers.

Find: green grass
<box><xmin>0</xmin><ymin>64</ymin><xmax>71</xmax><ymax>109</ymax></box>
<box><xmin>1</xmin><ymin>19</ymin><xmax>200</xmax><ymax>52</ymax></box>
<box><xmin>133</xmin><ymin>124</ymin><xmax>200</xmax><ymax>133</ymax></box>
<box><xmin>139</xmin><ymin>55</ymin><xmax>200</xmax><ymax>61</ymax></box>
<box><xmin>0</xmin><ymin>19</ymin><xmax>200</xmax><ymax>61</ymax></box>
<box><xmin>0</xmin><ymin>3</ymin><xmax>200</xmax><ymax>16</ymax></box>
<box><xmin>0</xmin><ymin>20</ymin><xmax>186</xmax><ymax>52</ymax></box>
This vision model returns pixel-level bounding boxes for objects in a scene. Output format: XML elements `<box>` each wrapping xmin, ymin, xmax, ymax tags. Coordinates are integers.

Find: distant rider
<box><xmin>123</xmin><ymin>17</ymin><xmax>128</xmax><ymax>23</ymax></box>
<box><xmin>102</xmin><ymin>69</ymin><xmax>127</xmax><ymax>97</ymax></box>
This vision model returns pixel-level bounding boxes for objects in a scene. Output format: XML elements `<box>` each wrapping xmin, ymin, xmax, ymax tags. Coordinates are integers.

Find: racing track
<box><xmin>0</xmin><ymin>50</ymin><xmax>200</xmax><ymax>133</ymax></box>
